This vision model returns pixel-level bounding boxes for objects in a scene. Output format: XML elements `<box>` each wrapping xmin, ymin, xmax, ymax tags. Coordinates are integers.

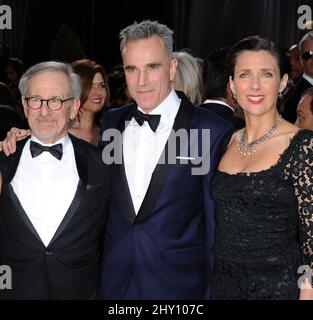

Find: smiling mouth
<box><xmin>137</xmin><ymin>88</ymin><xmax>153</xmax><ymax>93</ymax></box>
<box><xmin>37</xmin><ymin>119</ymin><xmax>55</xmax><ymax>126</ymax></box>
<box><xmin>247</xmin><ymin>95</ymin><xmax>264</xmax><ymax>104</ymax></box>
<box><xmin>91</xmin><ymin>98</ymin><xmax>103</xmax><ymax>103</ymax></box>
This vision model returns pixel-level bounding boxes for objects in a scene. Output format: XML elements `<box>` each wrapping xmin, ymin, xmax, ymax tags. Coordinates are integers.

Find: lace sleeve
<box><xmin>291</xmin><ymin>135</ymin><xmax>313</xmax><ymax>268</ymax></box>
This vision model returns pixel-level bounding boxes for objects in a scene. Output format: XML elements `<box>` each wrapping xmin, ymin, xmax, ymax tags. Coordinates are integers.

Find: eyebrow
<box><xmin>91</xmin><ymin>81</ymin><xmax>105</xmax><ymax>84</ymax></box>
<box><xmin>124</xmin><ymin>62</ymin><xmax>162</xmax><ymax>69</ymax></box>
<box><xmin>147</xmin><ymin>62</ymin><xmax>161</xmax><ymax>67</ymax></box>
<box><xmin>237</xmin><ymin>68</ymin><xmax>276</xmax><ymax>72</ymax></box>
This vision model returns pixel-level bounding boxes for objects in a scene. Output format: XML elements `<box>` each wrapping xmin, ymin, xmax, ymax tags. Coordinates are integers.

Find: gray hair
<box><xmin>119</xmin><ymin>20</ymin><xmax>174</xmax><ymax>56</ymax></box>
<box><xmin>19</xmin><ymin>61</ymin><xmax>82</xmax><ymax>99</ymax></box>
<box><xmin>298</xmin><ymin>31</ymin><xmax>313</xmax><ymax>55</ymax></box>
<box><xmin>172</xmin><ymin>51</ymin><xmax>204</xmax><ymax>105</ymax></box>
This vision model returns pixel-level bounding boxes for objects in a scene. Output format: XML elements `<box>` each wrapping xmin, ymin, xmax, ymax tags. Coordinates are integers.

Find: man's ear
<box><xmin>21</xmin><ymin>96</ymin><xmax>28</xmax><ymax>119</ymax></box>
<box><xmin>70</xmin><ymin>99</ymin><xmax>80</xmax><ymax>120</ymax></box>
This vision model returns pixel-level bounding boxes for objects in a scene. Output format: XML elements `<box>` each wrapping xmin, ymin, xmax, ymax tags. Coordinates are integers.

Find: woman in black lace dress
<box><xmin>211</xmin><ymin>36</ymin><xmax>313</xmax><ymax>300</ymax></box>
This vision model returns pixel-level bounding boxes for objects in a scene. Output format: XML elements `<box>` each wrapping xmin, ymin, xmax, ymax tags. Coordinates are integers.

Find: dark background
<box><xmin>1</xmin><ymin>0</ymin><xmax>313</xmax><ymax>72</ymax></box>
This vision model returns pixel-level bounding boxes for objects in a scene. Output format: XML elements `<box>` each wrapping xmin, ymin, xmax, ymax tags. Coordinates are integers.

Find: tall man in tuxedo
<box><xmin>0</xmin><ymin>61</ymin><xmax>109</xmax><ymax>299</ymax></box>
<box><xmin>283</xmin><ymin>31</ymin><xmax>313</xmax><ymax>123</ymax></box>
<box><xmin>99</xmin><ymin>20</ymin><xmax>233</xmax><ymax>299</ymax></box>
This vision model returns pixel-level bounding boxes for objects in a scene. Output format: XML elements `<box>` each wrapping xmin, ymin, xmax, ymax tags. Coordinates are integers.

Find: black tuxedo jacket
<box><xmin>199</xmin><ymin>101</ymin><xmax>245</xmax><ymax>129</ymax></box>
<box><xmin>0</xmin><ymin>134</ymin><xmax>110</xmax><ymax>299</ymax></box>
<box><xmin>282</xmin><ymin>77</ymin><xmax>312</xmax><ymax>123</ymax></box>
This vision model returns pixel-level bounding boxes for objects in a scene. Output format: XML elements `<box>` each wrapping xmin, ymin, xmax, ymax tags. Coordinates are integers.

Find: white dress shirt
<box><xmin>203</xmin><ymin>99</ymin><xmax>234</xmax><ymax>112</ymax></box>
<box><xmin>11</xmin><ymin>135</ymin><xmax>79</xmax><ymax>247</ymax></box>
<box><xmin>303</xmin><ymin>73</ymin><xmax>313</xmax><ymax>86</ymax></box>
<box><xmin>123</xmin><ymin>90</ymin><xmax>181</xmax><ymax>214</ymax></box>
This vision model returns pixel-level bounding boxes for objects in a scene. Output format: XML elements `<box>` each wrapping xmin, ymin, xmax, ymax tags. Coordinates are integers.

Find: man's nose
<box><xmin>138</xmin><ymin>70</ymin><xmax>148</xmax><ymax>86</ymax></box>
<box><xmin>39</xmin><ymin>100</ymin><xmax>50</xmax><ymax>116</ymax></box>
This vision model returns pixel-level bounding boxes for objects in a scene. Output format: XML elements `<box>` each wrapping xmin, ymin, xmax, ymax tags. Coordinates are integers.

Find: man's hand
<box><xmin>0</xmin><ymin>127</ymin><xmax>31</xmax><ymax>156</ymax></box>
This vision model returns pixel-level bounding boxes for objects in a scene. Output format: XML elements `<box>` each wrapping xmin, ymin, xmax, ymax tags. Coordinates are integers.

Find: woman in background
<box><xmin>70</xmin><ymin>59</ymin><xmax>110</xmax><ymax>145</ymax></box>
<box><xmin>172</xmin><ymin>51</ymin><xmax>204</xmax><ymax>105</ymax></box>
<box><xmin>0</xmin><ymin>82</ymin><xmax>23</xmax><ymax>140</ymax></box>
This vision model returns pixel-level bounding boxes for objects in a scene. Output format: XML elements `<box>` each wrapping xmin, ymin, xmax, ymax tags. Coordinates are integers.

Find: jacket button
<box><xmin>45</xmin><ymin>250</ymin><xmax>52</xmax><ymax>256</ymax></box>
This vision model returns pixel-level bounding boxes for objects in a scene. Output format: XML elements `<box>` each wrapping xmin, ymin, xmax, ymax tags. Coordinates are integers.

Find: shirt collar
<box><xmin>138</xmin><ymin>90</ymin><xmax>181</xmax><ymax>128</ymax></box>
<box><xmin>203</xmin><ymin>99</ymin><xmax>234</xmax><ymax>112</ymax></box>
<box><xmin>303</xmin><ymin>73</ymin><xmax>313</xmax><ymax>86</ymax></box>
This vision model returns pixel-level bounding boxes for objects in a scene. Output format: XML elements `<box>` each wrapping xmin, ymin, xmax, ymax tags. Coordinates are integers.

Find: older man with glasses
<box><xmin>283</xmin><ymin>31</ymin><xmax>313</xmax><ymax>123</ymax></box>
<box><xmin>0</xmin><ymin>61</ymin><xmax>110</xmax><ymax>299</ymax></box>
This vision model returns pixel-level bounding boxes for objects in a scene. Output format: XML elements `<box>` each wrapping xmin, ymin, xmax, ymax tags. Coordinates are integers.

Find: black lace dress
<box><xmin>211</xmin><ymin>129</ymin><xmax>313</xmax><ymax>300</ymax></box>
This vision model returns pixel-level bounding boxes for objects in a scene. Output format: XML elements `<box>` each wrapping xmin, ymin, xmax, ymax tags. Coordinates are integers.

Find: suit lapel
<box><xmin>4</xmin><ymin>137</ymin><xmax>44</xmax><ymax>244</ymax></box>
<box><xmin>7</xmin><ymin>184</ymin><xmax>43</xmax><ymax>244</ymax></box>
<box><xmin>111</xmin><ymin>105</ymin><xmax>137</xmax><ymax>222</ymax></box>
<box><xmin>48</xmin><ymin>134</ymin><xmax>87</xmax><ymax>245</ymax></box>
<box><xmin>135</xmin><ymin>92</ymin><xmax>194</xmax><ymax>224</ymax></box>
<box><xmin>4</xmin><ymin>136</ymin><xmax>30</xmax><ymax>184</ymax></box>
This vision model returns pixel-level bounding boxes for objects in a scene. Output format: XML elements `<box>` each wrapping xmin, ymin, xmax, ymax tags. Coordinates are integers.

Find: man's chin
<box><xmin>137</xmin><ymin>101</ymin><xmax>156</xmax><ymax>113</ymax></box>
<box><xmin>32</xmin><ymin>131</ymin><xmax>60</xmax><ymax>144</ymax></box>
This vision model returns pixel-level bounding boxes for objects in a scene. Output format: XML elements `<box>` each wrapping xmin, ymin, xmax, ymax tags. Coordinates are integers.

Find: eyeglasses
<box><xmin>25</xmin><ymin>97</ymin><xmax>74</xmax><ymax>111</ymax></box>
<box><xmin>301</xmin><ymin>51</ymin><xmax>313</xmax><ymax>61</ymax></box>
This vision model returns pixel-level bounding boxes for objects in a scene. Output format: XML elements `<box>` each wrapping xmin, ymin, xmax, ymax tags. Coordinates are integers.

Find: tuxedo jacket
<box><xmin>199</xmin><ymin>102</ymin><xmax>245</xmax><ymax>129</ymax></box>
<box><xmin>0</xmin><ymin>134</ymin><xmax>110</xmax><ymax>299</ymax></box>
<box><xmin>99</xmin><ymin>91</ymin><xmax>233</xmax><ymax>299</ymax></box>
<box><xmin>282</xmin><ymin>77</ymin><xmax>312</xmax><ymax>123</ymax></box>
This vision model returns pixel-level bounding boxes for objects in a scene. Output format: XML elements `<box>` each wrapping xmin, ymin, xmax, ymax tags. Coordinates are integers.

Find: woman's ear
<box><xmin>229</xmin><ymin>76</ymin><xmax>235</xmax><ymax>95</ymax></box>
<box><xmin>279</xmin><ymin>73</ymin><xmax>289</xmax><ymax>93</ymax></box>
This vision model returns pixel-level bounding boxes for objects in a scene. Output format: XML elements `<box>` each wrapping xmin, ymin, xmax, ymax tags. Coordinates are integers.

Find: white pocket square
<box><xmin>176</xmin><ymin>156</ymin><xmax>196</xmax><ymax>160</ymax></box>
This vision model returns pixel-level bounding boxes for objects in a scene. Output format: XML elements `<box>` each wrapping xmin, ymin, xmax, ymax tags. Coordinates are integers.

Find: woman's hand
<box><xmin>0</xmin><ymin>127</ymin><xmax>31</xmax><ymax>155</ymax></box>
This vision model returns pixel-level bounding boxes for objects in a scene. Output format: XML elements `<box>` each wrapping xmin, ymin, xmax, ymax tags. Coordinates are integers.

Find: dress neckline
<box><xmin>217</xmin><ymin>129</ymin><xmax>311</xmax><ymax>177</ymax></box>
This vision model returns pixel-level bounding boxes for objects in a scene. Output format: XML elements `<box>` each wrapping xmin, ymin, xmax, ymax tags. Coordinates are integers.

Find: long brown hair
<box><xmin>71</xmin><ymin>59</ymin><xmax>110</xmax><ymax>126</ymax></box>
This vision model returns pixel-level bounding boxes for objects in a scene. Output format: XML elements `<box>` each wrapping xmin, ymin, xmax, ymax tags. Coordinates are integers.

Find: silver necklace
<box><xmin>237</xmin><ymin>120</ymin><xmax>279</xmax><ymax>156</ymax></box>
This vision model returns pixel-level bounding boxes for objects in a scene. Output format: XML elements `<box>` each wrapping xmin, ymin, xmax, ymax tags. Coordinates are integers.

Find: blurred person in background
<box><xmin>70</xmin><ymin>59</ymin><xmax>110</xmax><ymax>145</ymax></box>
<box><xmin>172</xmin><ymin>50</ymin><xmax>204</xmax><ymax>105</ymax></box>
<box><xmin>295</xmin><ymin>87</ymin><xmax>313</xmax><ymax>130</ymax></box>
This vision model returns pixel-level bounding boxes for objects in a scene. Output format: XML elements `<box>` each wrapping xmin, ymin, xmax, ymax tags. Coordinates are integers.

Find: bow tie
<box><xmin>30</xmin><ymin>141</ymin><xmax>63</xmax><ymax>160</ymax></box>
<box><xmin>132</xmin><ymin>108</ymin><xmax>161</xmax><ymax>132</ymax></box>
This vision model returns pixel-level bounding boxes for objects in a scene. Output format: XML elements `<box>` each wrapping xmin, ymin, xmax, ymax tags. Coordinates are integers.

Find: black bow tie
<box><xmin>30</xmin><ymin>141</ymin><xmax>63</xmax><ymax>160</ymax></box>
<box><xmin>132</xmin><ymin>108</ymin><xmax>161</xmax><ymax>132</ymax></box>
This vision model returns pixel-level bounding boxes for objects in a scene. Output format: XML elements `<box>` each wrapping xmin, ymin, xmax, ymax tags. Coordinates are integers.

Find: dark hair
<box><xmin>226</xmin><ymin>36</ymin><xmax>292</xmax><ymax>111</ymax></box>
<box><xmin>226</xmin><ymin>35</ymin><xmax>291</xmax><ymax>81</ymax></box>
<box><xmin>0</xmin><ymin>81</ymin><xmax>15</xmax><ymax>106</ymax></box>
<box><xmin>203</xmin><ymin>47</ymin><xmax>230</xmax><ymax>100</ymax></box>
<box><xmin>71</xmin><ymin>59</ymin><xmax>110</xmax><ymax>126</ymax></box>
<box><xmin>0</xmin><ymin>107</ymin><xmax>23</xmax><ymax>140</ymax></box>
<box><xmin>108</xmin><ymin>64</ymin><xmax>131</xmax><ymax>108</ymax></box>
<box><xmin>4</xmin><ymin>57</ymin><xmax>24</xmax><ymax>78</ymax></box>
<box><xmin>0</xmin><ymin>81</ymin><xmax>22</xmax><ymax>140</ymax></box>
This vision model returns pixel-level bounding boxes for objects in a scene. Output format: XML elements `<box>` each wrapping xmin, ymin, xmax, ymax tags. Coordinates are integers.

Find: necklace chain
<box><xmin>237</xmin><ymin>119</ymin><xmax>279</xmax><ymax>156</ymax></box>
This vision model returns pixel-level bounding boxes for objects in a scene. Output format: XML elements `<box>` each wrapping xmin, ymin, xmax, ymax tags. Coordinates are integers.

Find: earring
<box><xmin>278</xmin><ymin>92</ymin><xmax>283</xmax><ymax>99</ymax></box>
<box><xmin>232</xmin><ymin>93</ymin><xmax>237</xmax><ymax>102</ymax></box>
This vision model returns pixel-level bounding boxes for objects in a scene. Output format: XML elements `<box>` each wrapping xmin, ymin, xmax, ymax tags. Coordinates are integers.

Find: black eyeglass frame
<box><xmin>24</xmin><ymin>97</ymin><xmax>75</xmax><ymax>111</ymax></box>
<box><xmin>301</xmin><ymin>51</ymin><xmax>313</xmax><ymax>61</ymax></box>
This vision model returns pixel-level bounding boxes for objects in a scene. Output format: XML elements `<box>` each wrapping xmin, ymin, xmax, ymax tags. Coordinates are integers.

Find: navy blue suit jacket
<box><xmin>99</xmin><ymin>91</ymin><xmax>233</xmax><ymax>299</ymax></box>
